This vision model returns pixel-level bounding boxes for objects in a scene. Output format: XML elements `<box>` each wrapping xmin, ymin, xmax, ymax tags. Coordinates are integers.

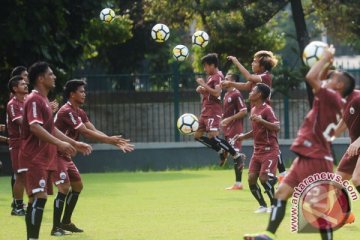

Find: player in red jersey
<box><xmin>221</xmin><ymin>73</ymin><xmax>248</xmax><ymax>190</ymax></box>
<box><xmin>236</xmin><ymin>83</ymin><xmax>280</xmax><ymax>212</ymax></box>
<box><xmin>6</xmin><ymin>75</ymin><xmax>28</xmax><ymax>216</ymax></box>
<box><xmin>195</xmin><ymin>53</ymin><xmax>245</xmax><ymax>169</ymax></box>
<box><xmin>20</xmin><ymin>62</ymin><xmax>92</xmax><ymax>240</ymax></box>
<box><xmin>51</xmin><ymin>79</ymin><xmax>134</xmax><ymax>236</ymax></box>
<box><xmin>244</xmin><ymin>47</ymin><xmax>355</xmax><ymax>240</ymax></box>
<box><xmin>222</xmin><ymin>51</ymin><xmax>287</xmax><ymax>181</ymax></box>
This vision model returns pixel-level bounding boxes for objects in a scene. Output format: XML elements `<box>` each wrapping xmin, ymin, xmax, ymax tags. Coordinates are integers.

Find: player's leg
<box><xmin>25</xmin><ymin>167</ymin><xmax>49</xmax><ymax>240</ymax></box>
<box><xmin>248</xmin><ymin>158</ymin><xmax>267</xmax><ymax>213</ymax></box>
<box><xmin>61</xmin><ymin>162</ymin><xmax>84</xmax><ymax>232</ymax></box>
<box><xmin>11</xmin><ymin>173</ymin><xmax>15</xmax><ymax>208</ymax></box>
<box><xmin>351</xmin><ymin>155</ymin><xmax>360</xmax><ymax>194</ymax></box>
<box><xmin>12</xmin><ymin>172</ymin><xmax>26</xmax><ymax>216</ymax></box>
<box><xmin>259</xmin><ymin>154</ymin><xmax>278</xmax><ymax>209</ymax></box>
<box><xmin>194</xmin><ymin>117</ymin><xmax>222</xmax><ymax>153</ymax></box>
<box><xmin>226</xmin><ymin>135</ymin><xmax>243</xmax><ymax>190</ymax></box>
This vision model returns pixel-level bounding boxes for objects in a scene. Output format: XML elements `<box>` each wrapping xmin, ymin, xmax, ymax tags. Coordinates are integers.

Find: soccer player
<box><xmin>223</xmin><ymin>51</ymin><xmax>287</xmax><ymax>181</ymax></box>
<box><xmin>7</xmin><ymin>75</ymin><xmax>28</xmax><ymax>216</ymax></box>
<box><xmin>51</xmin><ymin>79</ymin><xmax>134</xmax><ymax>236</ymax></box>
<box><xmin>244</xmin><ymin>47</ymin><xmax>355</xmax><ymax>240</ymax></box>
<box><xmin>236</xmin><ymin>83</ymin><xmax>280</xmax><ymax>212</ymax></box>
<box><xmin>194</xmin><ymin>53</ymin><xmax>245</xmax><ymax>170</ymax></box>
<box><xmin>221</xmin><ymin>73</ymin><xmax>247</xmax><ymax>190</ymax></box>
<box><xmin>20</xmin><ymin>61</ymin><xmax>92</xmax><ymax>240</ymax></box>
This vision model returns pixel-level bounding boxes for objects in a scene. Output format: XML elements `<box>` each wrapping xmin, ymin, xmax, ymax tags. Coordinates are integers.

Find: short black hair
<box><xmin>28</xmin><ymin>61</ymin><xmax>50</xmax><ymax>86</ymax></box>
<box><xmin>340</xmin><ymin>71</ymin><xmax>356</xmax><ymax>97</ymax></box>
<box><xmin>256</xmin><ymin>83</ymin><xmax>271</xmax><ymax>100</ymax></box>
<box><xmin>64</xmin><ymin>79</ymin><xmax>87</xmax><ymax>99</ymax></box>
<box><xmin>228</xmin><ymin>74</ymin><xmax>239</xmax><ymax>82</ymax></box>
<box><xmin>201</xmin><ymin>53</ymin><xmax>218</xmax><ymax>67</ymax></box>
<box><xmin>8</xmin><ymin>75</ymin><xmax>24</xmax><ymax>94</ymax></box>
<box><xmin>10</xmin><ymin>66</ymin><xmax>27</xmax><ymax>78</ymax></box>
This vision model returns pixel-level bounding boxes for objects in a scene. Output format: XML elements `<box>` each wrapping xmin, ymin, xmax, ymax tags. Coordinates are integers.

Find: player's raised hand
<box><xmin>322</xmin><ymin>45</ymin><xmax>335</xmax><ymax>62</ymax></box>
<box><xmin>227</xmin><ymin>56</ymin><xmax>240</xmax><ymax>64</ymax></box>
<box><xmin>57</xmin><ymin>141</ymin><xmax>77</xmax><ymax>157</ymax></box>
<box><xmin>50</xmin><ymin>100</ymin><xmax>59</xmax><ymax>113</ymax></box>
<box><xmin>74</xmin><ymin>141</ymin><xmax>92</xmax><ymax>156</ymax></box>
<box><xmin>196</xmin><ymin>78</ymin><xmax>206</xmax><ymax>87</ymax></box>
<box><xmin>346</xmin><ymin>137</ymin><xmax>360</xmax><ymax>157</ymax></box>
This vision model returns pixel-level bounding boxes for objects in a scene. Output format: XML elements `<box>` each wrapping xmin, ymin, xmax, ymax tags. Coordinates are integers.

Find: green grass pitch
<box><xmin>0</xmin><ymin>170</ymin><xmax>359</xmax><ymax>239</ymax></box>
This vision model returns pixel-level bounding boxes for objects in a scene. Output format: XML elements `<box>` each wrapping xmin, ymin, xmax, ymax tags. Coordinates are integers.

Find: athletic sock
<box><xmin>320</xmin><ymin>228</ymin><xmax>333</xmax><ymax>240</ymax></box>
<box><xmin>62</xmin><ymin>191</ymin><xmax>80</xmax><ymax>224</ymax></box>
<box><xmin>356</xmin><ymin>185</ymin><xmax>360</xmax><ymax>193</ymax></box>
<box><xmin>233</xmin><ymin>161</ymin><xmax>243</xmax><ymax>182</ymax></box>
<box><xmin>28</xmin><ymin>198</ymin><xmax>47</xmax><ymax>239</ymax></box>
<box><xmin>249</xmin><ymin>184</ymin><xmax>267</xmax><ymax>207</ymax></box>
<box><xmin>11</xmin><ymin>174</ymin><xmax>15</xmax><ymax>207</ymax></box>
<box><xmin>213</xmin><ymin>136</ymin><xmax>237</xmax><ymax>156</ymax></box>
<box><xmin>266</xmin><ymin>199</ymin><xmax>287</xmax><ymax>234</ymax></box>
<box><xmin>25</xmin><ymin>203</ymin><xmax>33</xmax><ymax>239</ymax></box>
<box><xmin>261</xmin><ymin>180</ymin><xmax>276</xmax><ymax>206</ymax></box>
<box><xmin>277</xmin><ymin>151</ymin><xmax>286</xmax><ymax>174</ymax></box>
<box><xmin>15</xmin><ymin>199</ymin><xmax>24</xmax><ymax>209</ymax></box>
<box><xmin>196</xmin><ymin>136</ymin><xmax>221</xmax><ymax>152</ymax></box>
<box><xmin>53</xmin><ymin>192</ymin><xmax>67</xmax><ymax>228</ymax></box>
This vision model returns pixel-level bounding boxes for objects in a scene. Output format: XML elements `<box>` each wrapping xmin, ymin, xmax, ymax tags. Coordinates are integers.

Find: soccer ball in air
<box><xmin>173</xmin><ymin>45</ymin><xmax>189</xmax><ymax>61</ymax></box>
<box><xmin>151</xmin><ymin>23</ymin><xmax>170</xmax><ymax>43</ymax></box>
<box><xmin>192</xmin><ymin>31</ymin><xmax>209</xmax><ymax>48</ymax></box>
<box><xmin>302</xmin><ymin>41</ymin><xmax>329</xmax><ymax>67</ymax></box>
<box><xmin>100</xmin><ymin>8</ymin><xmax>116</xmax><ymax>23</ymax></box>
<box><xmin>177</xmin><ymin>113</ymin><xmax>199</xmax><ymax>135</ymax></box>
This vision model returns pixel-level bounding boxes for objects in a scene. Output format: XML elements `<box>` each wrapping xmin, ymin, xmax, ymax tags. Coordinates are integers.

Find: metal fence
<box><xmin>78</xmin><ymin>67</ymin><xmax>359</xmax><ymax>142</ymax></box>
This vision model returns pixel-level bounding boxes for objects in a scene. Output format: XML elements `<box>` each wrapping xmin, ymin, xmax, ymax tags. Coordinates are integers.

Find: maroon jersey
<box><xmin>223</xmin><ymin>89</ymin><xmax>247</xmax><ymax>136</ymax></box>
<box><xmin>291</xmin><ymin>87</ymin><xmax>343</xmax><ymax>161</ymax></box>
<box><xmin>250</xmin><ymin>71</ymin><xmax>272</xmax><ymax>90</ymax></box>
<box><xmin>6</xmin><ymin>97</ymin><xmax>24</xmax><ymax>149</ymax></box>
<box><xmin>55</xmin><ymin>102</ymin><xmax>89</xmax><ymax>141</ymax></box>
<box><xmin>19</xmin><ymin>90</ymin><xmax>57</xmax><ymax>169</ymax></box>
<box><xmin>342</xmin><ymin>90</ymin><xmax>360</xmax><ymax>142</ymax></box>
<box><xmin>200</xmin><ymin>71</ymin><xmax>223</xmax><ymax>117</ymax></box>
<box><xmin>251</xmin><ymin>103</ymin><xmax>279</xmax><ymax>153</ymax></box>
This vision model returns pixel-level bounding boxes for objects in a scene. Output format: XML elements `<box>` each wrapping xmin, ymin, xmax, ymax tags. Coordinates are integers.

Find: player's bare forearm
<box><xmin>333</xmin><ymin>119</ymin><xmax>347</xmax><ymax>139</ymax></box>
<box><xmin>201</xmin><ymin>84</ymin><xmax>221</xmax><ymax>97</ymax></box>
<box><xmin>232</xmin><ymin>109</ymin><xmax>247</xmax><ymax>121</ymax></box>
<box><xmin>0</xmin><ymin>135</ymin><xmax>9</xmax><ymax>143</ymax></box>
<box><xmin>260</xmin><ymin>120</ymin><xmax>280</xmax><ymax>132</ymax></box>
<box><xmin>232</xmin><ymin>82</ymin><xmax>252</xmax><ymax>91</ymax></box>
<box><xmin>241</xmin><ymin>131</ymin><xmax>253</xmax><ymax>140</ymax></box>
<box><xmin>84</xmin><ymin>122</ymin><xmax>108</xmax><ymax>137</ymax></box>
<box><xmin>54</xmin><ymin>127</ymin><xmax>78</xmax><ymax>145</ymax></box>
<box><xmin>30</xmin><ymin>124</ymin><xmax>63</xmax><ymax>146</ymax></box>
<box><xmin>79</xmin><ymin>125</ymin><xmax>111</xmax><ymax>143</ymax></box>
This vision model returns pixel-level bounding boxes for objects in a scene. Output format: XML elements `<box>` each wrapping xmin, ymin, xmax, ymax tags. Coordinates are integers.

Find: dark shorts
<box><xmin>53</xmin><ymin>156</ymin><xmax>81</xmax><ymax>185</ymax></box>
<box><xmin>283</xmin><ymin>156</ymin><xmax>334</xmax><ymax>188</ymax></box>
<box><xmin>337</xmin><ymin>152</ymin><xmax>358</xmax><ymax>175</ymax></box>
<box><xmin>249</xmin><ymin>151</ymin><xmax>278</xmax><ymax>177</ymax></box>
<box><xmin>198</xmin><ymin>115</ymin><xmax>221</xmax><ymax>132</ymax></box>
<box><xmin>25</xmin><ymin>166</ymin><xmax>53</xmax><ymax>196</ymax></box>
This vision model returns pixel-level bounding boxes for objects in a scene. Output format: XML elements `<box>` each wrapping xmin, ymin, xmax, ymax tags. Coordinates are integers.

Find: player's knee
<box><xmin>71</xmin><ymin>181</ymin><xmax>83</xmax><ymax>192</ymax></box>
<box><xmin>248</xmin><ymin>174</ymin><xmax>258</xmax><ymax>185</ymax></box>
<box><xmin>194</xmin><ymin>131</ymin><xmax>202</xmax><ymax>140</ymax></box>
<box><xmin>57</xmin><ymin>183</ymin><xmax>71</xmax><ymax>194</ymax></box>
<box><xmin>259</xmin><ymin>175</ymin><xmax>269</xmax><ymax>185</ymax></box>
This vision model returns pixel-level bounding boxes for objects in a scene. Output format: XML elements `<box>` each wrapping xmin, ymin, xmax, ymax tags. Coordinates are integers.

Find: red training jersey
<box><xmin>250</xmin><ymin>71</ymin><xmax>272</xmax><ymax>90</ymax></box>
<box><xmin>6</xmin><ymin>96</ymin><xmax>24</xmax><ymax>149</ymax></box>
<box><xmin>251</xmin><ymin>102</ymin><xmax>279</xmax><ymax>154</ymax></box>
<box><xmin>342</xmin><ymin>90</ymin><xmax>360</xmax><ymax>142</ymax></box>
<box><xmin>55</xmin><ymin>102</ymin><xmax>89</xmax><ymax>141</ymax></box>
<box><xmin>19</xmin><ymin>90</ymin><xmax>57</xmax><ymax>169</ymax></box>
<box><xmin>200</xmin><ymin>71</ymin><xmax>223</xmax><ymax>117</ymax></box>
<box><xmin>223</xmin><ymin>89</ymin><xmax>247</xmax><ymax>136</ymax></box>
<box><xmin>291</xmin><ymin>87</ymin><xmax>343</xmax><ymax>161</ymax></box>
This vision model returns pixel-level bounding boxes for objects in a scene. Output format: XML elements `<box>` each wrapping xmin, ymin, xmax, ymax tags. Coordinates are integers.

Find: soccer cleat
<box><xmin>219</xmin><ymin>150</ymin><xmax>228</xmax><ymax>167</ymax></box>
<box><xmin>60</xmin><ymin>223</ymin><xmax>84</xmax><ymax>233</ymax></box>
<box><xmin>51</xmin><ymin>227</ymin><xmax>68</xmax><ymax>236</ymax></box>
<box><xmin>11</xmin><ymin>208</ymin><xmax>26</xmax><ymax>216</ymax></box>
<box><xmin>346</xmin><ymin>212</ymin><xmax>355</xmax><ymax>224</ymax></box>
<box><xmin>266</xmin><ymin>207</ymin><xmax>273</xmax><ymax>213</ymax></box>
<box><xmin>226</xmin><ymin>183</ymin><xmax>243</xmax><ymax>190</ymax></box>
<box><xmin>254</xmin><ymin>206</ymin><xmax>268</xmax><ymax>214</ymax></box>
<box><xmin>234</xmin><ymin>153</ymin><xmax>246</xmax><ymax>170</ymax></box>
<box><xmin>243</xmin><ymin>231</ymin><xmax>276</xmax><ymax>240</ymax></box>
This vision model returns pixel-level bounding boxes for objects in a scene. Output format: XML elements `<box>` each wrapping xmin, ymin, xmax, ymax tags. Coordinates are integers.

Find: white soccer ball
<box><xmin>99</xmin><ymin>8</ymin><xmax>116</xmax><ymax>23</ymax></box>
<box><xmin>302</xmin><ymin>41</ymin><xmax>329</xmax><ymax>67</ymax></box>
<box><xmin>177</xmin><ymin>113</ymin><xmax>199</xmax><ymax>135</ymax></box>
<box><xmin>151</xmin><ymin>23</ymin><xmax>170</xmax><ymax>43</ymax></box>
<box><xmin>192</xmin><ymin>30</ymin><xmax>209</xmax><ymax>48</ymax></box>
<box><xmin>173</xmin><ymin>45</ymin><xmax>189</xmax><ymax>61</ymax></box>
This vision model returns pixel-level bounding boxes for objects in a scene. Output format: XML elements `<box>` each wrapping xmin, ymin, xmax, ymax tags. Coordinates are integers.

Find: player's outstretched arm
<box><xmin>54</xmin><ymin>127</ymin><xmax>92</xmax><ymax>156</ymax></box>
<box><xmin>305</xmin><ymin>45</ymin><xmax>335</xmax><ymax>93</ymax></box>
<box><xmin>221</xmin><ymin>81</ymin><xmax>252</xmax><ymax>91</ymax></box>
<box><xmin>227</xmin><ymin>56</ymin><xmax>262</xmax><ymax>83</ymax></box>
<box><xmin>30</xmin><ymin>123</ymin><xmax>76</xmax><ymax>156</ymax></box>
<box><xmin>196</xmin><ymin>78</ymin><xmax>221</xmax><ymax>97</ymax></box>
<box><xmin>347</xmin><ymin>137</ymin><xmax>360</xmax><ymax>157</ymax></box>
<box><xmin>332</xmin><ymin>118</ymin><xmax>347</xmax><ymax>141</ymax></box>
<box><xmin>0</xmin><ymin>135</ymin><xmax>9</xmax><ymax>143</ymax></box>
<box><xmin>221</xmin><ymin>109</ymin><xmax>247</xmax><ymax>127</ymax></box>
<box><xmin>234</xmin><ymin>131</ymin><xmax>253</xmax><ymax>142</ymax></box>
